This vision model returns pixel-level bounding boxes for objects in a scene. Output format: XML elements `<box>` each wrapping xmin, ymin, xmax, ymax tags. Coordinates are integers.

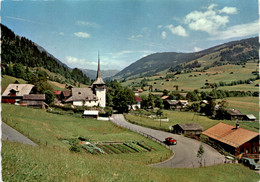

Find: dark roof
<box><xmin>166</xmin><ymin>100</ymin><xmax>179</xmax><ymax>105</ymax></box>
<box><xmin>202</xmin><ymin>122</ymin><xmax>259</xmax><ymax>148</ymax></box>
<box><xmin>22</xmin><ymin>94</ymin><xmax>45</xmax><ymax>100</ymax></box>
<box><xmin>62</xmin><ymin>90</ymin><xmax>72</xmax><ymax>97</ymax></box>
<box><xmin>134</xmin><ymin>96</ymin><xmax>142</xmax><ymax>102</ymax></box>
<box><xmin>65</xmin><ymin>88</ymin><xmax>98</xmax><ymax>102</ymax></box>
<box><xmin>177</xmin><ymin>123</ymin><xmax>203</xmax><ymax>131</ymax></box>
<box><xmin>227</xmin><ymin>109</ymin><xmax>243</xmax><ymax>116</ymax></box>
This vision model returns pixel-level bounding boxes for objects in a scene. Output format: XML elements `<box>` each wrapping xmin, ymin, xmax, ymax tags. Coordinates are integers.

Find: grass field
<box><xmin>125</xmin><ymin>109</ymin><xmax>258</xmax><ymax>132</ymax></box>
<box><xmin>122</xmin><ymin>62</ymin><xmax>258</xmax><ymax>92</ymax></box>
<box><xmin>3</xmin><ymin>141</ymin><xmax>259</xmax><ymax>182</ymax></box>
<box><xmin>2</xmin><ymin>104</ymin><xmax>259</xmax><ymax>181</ymax></box>
<box><xmin>1</xmin><ymin>104</ymin><xmax>171</xmax><ymax>164</ymax></box>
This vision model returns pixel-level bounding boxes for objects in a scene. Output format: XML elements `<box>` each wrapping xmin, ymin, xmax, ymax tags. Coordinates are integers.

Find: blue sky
<box><xmin>2</xmin><ymin>0</ymin><xmax>258</xmax><ymax>71</ymax></box>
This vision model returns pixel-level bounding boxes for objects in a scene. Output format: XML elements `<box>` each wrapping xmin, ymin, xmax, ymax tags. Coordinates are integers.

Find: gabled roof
<box><xmin>53</xmin><ymin>91</ymin><xmax>62</xmax><ymax>95</ymax></box>
<box><xmin>2</xmin><ymin>84</ymin><xmax>34</xmax><ymax>97</ymax></box>
<box><xmin>177</xmin><ymin>123</ymin><xmax>203</xmax><ymax>131</ymax></box>
<box><xmin>161</xmin><ymin>95</ymin><xmax>169</xmax><ymax>100</ymax></box>
<box><xmin>134</xmin><ymin>96</ymin><xmax>142</xmax><ymax>102</ymax></box>
<box><xmin>62</xmin><ymin>90</ymin><xmax>72</xmax><ymax>97</ymax></box>
<box><xmin>23</xmin><ymin>94</ymin><xmax>45</xmax><ymax>100</ymax></box>
<box><xmin>65</xmin><ymin>88</ymin><xmax>98</xmax><ymax>102</ymax></box>
<box><xmin>166</xmin><ymin>100</ymin><xmax>179</xmax><ymax>105</ymax></box>
<box><xmin>227</xmin><ymin>109</ymin><xmax>243</xmax><ymax>116</ymax></box>
<box><xmin>245</xmin><ymin>114</ymin><xmax>256</xmax><ymax>120</ymax></box>
<box><xmin>202</xmin><ymin>122</ymin><xmax>259</xmax><ymax>148</ymax></box>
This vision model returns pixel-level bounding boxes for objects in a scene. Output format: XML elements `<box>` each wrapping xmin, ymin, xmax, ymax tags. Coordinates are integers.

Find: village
<box><xmin>2</xmin><ymin>57</ymin><xmax>259</xmax><ymax>172</ymax></box>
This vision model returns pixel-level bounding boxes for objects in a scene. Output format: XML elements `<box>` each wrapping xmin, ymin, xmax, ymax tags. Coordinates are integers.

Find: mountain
<box><xmin>113</xmin><ymin>37</ymin><xmax>259</xmax><ymax>80</ymax></box>
<box><xmin>81</xmin><ymin>69</ymin><xmax>120</xmax><ymax>80</ymax></box>
<box><xmin>1</xmin><ymin>24</ymin><xmax>90</xmax><ymax>85</ymax></box>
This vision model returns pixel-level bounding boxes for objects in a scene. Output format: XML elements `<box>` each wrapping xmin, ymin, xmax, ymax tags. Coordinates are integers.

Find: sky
<box><xmin>1</xmin><ymin>0</ymin><xmax>259</xmax><ymax>71</ymax></box>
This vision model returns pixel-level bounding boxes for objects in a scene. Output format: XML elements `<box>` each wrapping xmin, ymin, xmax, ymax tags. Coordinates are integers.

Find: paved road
<box><xmin>2</xmin><ymin>122</ymin><xmax>37</xmax><ymax>146</ymax></box>
<box><xmin>111</xmin><ymin>114</ymin><xmax>225</xmax><ymax>168</ymax></box>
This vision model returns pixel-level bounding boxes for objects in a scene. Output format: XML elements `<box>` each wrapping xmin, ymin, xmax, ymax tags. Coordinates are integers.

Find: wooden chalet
<box><xmin>173</xmin><ymin>123</ymin><xmax>203</xmax><ymax>136</ymax></box>
<box><xmin>2</xmin><ymin>84</ymin><xmax>35</xmax><ymax>104</ymax></box>
<box><xmin>227</xmin><ymin>109</ymin><xmax>245</xmax><ymax>120</ymax></box>
<box><xmin>20</xmin><ymin>94</ymin><xmax>46</xmax><ymax>109</ymax></box>
<box><xmin>202</xmin><ymin>122</ymin><xmax>259</xmax><ymax>156</ymax></box>
<box><xmin>164</xmin><ymin>100</ymin><xmax>181</xmax><ymax>110</ymax></box>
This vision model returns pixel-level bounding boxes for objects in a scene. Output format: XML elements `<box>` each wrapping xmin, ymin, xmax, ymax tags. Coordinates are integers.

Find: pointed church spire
<box><xmin>97</xmin><ymin>51</ymin><xmax>102</xmax><ymax>79</ymax></box>
<box><xmin>93</xmin><ymin>51</ymin><xmax>105</xmax><ymax>85</ymax></box>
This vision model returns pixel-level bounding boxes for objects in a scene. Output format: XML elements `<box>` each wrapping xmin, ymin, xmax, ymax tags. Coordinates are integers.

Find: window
<box><xmin>245</xmin><ymin>148</ymin><xmax>250</xmax><ymax>154</ymax></box>
<box><xmin>254</xmin><ymin>147</ymin><xmax>258</xmax><ymax>153</ymax></box>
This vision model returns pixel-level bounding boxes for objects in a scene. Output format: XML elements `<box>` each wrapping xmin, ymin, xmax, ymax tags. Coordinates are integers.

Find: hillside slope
<box><xmin>1</xmin><ymin>24</ymin><xmax>90</xmax><ymax>85</ymax></box>
<box><xmin>81</xmin><ymin>69</ymin><xmax>120</xmax><ymax>80</ymax></box>
<box><xmin>113</xmin><ymin>37</ymin><xmax>258</xmax><ymax>80</ymax></box>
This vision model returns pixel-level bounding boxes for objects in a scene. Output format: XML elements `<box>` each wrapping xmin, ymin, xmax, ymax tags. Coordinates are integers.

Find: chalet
<box><xmin>172</xmin><ymin>123</ymin><xmax>203</xmax><ymax>136</ymax></box>
<box><xmin>2</xmin><ymin>84</ymin><xmax>35</xmax><ymax>104</ymax></box>
<box><xmin>131</xmin><ymin>96</ymin><xmax>142</xmax><ymax>110</ymax></box>
<box><xmin>60</xmin><ymin>90</ymin><xmax>72</xmax><ymax>102</ymax></box>
<box><xmin>202</xmin><ymin>123</ymin><xmax>259</xmax><ymax>156</ymax></box>
<box><xmin>65</xmin><ymin>55</ymin><xmax>106</xmax><ymax>107</ymax></box>
<box><xmin>227</xmin><ymin>109</ymin><xmax>245</xmax><ymax>120</ymax></box>
<box><xmin>82</xmin><ymin>110</ymin><xmax>99</xmax><ymax>119</ymax></box>
<box><xmin>179</xmin><ymin>100</ymin><xmax>189</xmax><ymax>107</ymax></box>
<box><xmin>164</xmin><ymin>100</ymin><xmax>182</xmax><ymax>110</ymax></box>
<box><xmin>53</xmin><ymin>91</ymin><xmax>62</xmax><ymax>96</ymax></box>
<box><xmin>20</xmin><ymin>94</ymin><xmax>46</xmax><ymax>109</ymax></box>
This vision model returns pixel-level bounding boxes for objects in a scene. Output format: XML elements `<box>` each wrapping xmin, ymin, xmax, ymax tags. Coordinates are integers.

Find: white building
<box><xmin>65</xmin><ymin>55</ymin><xmax>106</xmax><ymax>107</ymax></box>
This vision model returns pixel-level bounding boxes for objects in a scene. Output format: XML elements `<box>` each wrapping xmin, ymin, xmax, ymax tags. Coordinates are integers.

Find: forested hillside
<box><xmin>1</xmin><ymin>24</ymin><xmax>90</xmax><ymax>85</ymax></box>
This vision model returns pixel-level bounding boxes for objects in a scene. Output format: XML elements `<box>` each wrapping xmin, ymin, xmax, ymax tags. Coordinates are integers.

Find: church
<box><xmin>65</xmin><ymin>55</ymin><xmax>106</xmax><ymax>107</ymax></box>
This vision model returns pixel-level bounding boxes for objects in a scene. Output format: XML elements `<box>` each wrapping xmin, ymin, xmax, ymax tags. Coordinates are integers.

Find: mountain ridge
<box><xmin>112</xmin><ymin>37</ymin><xmax>258</xmax><ymax>80</ymax></box>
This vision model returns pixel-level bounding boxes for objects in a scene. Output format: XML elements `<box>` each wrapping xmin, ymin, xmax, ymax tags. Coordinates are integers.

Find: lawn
<box><xmin>2</xmin><ymin>104</ymin><xmax>259</xmax><ymax>181</ymax></box>
<box><xmin>3</xmin><ymin>141</ymin><xmax>259</xmax><ymax>182</ymax></box>
<box><xmin>1</xmin><ymin>104</ymin><xmax>171</xmax><ymax>164</ymax></box>
<box><xmin>125</xmin><ymin>109</ymin><xmax>258</xmax><ymax>132</ymax></box>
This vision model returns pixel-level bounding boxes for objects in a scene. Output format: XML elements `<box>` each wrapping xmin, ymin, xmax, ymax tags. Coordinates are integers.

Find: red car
<box><xmin>165</xmin><ymin>137</ymin><xmax>177</xmax><ymax>145</ymax></box>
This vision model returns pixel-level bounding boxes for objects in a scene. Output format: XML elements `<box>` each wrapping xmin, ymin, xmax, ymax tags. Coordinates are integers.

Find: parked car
<box><xmin>241</xmin><ymin>157</ymin><xmax>260</xmax><ymax>170</ymax></box>
<box><xmin>165</xmin><ymin>137</ymin><xmax>177</xmax><ymax>145</ymax></box>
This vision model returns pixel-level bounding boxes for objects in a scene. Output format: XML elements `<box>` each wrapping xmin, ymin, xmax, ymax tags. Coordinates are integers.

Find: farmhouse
<box><xmin>172</xmin><ymin>123</ymin><xmax>203</xmax><ymax>136</ymax></box>
<box><xmin>2</xmin><ymin>84</ymin><xmax>35</xmax><ymax>104</ymax></box>
<box><xmin>244</xmin><ymin>114</ymin><xmax>256</xmax><ymax>121</ymax></box>
<box><xmin>65</xmin><ymin>55</ymin><xmax>106</xmax><ymax>107</ymax></box>
<box><xmin>20</xmin><ymin>94</ymin><xmax>46</xmax><ymax>109</ymax></box>
<box><xmin>227</xmin><ymin>109</ymin><xmax>245</xmax><ymax>120</ymax></box>
<box><xmin>164</xmin><ymin>100</ymin><xmax>181</xmax><ymax>110</ymax></box>
<box><xmin>130</xmin><ymin>96</ymin><xmax>142</xmax><ymax>110</ymax></box>
<box><xmin>202</xmin><ymin>122</ymin><xmax>259</xmax><ymax>156</ymax></box>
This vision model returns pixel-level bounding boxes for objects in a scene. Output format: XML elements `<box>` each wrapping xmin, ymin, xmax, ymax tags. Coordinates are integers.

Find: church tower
<box><xmin>92</xmin><ymin>53</ymin><xmax>106</xmax><ymax>107</ymax></box>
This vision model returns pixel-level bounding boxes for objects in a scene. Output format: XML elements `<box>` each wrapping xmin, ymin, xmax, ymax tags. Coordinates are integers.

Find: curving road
<box><xmin>111</xmin><ymin>114</ymin><xmax>225</xmax><ymax>168</ymax></box>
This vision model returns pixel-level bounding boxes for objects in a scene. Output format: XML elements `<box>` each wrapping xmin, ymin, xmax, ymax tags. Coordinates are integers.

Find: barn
<box><xmin>172</xmin><ymin>123</ymin><xmax>203</xmax><ymax>136</ymax></box>
<box><xmin>202</xmin><ymin>122</ymin><xmax>259</xmax><ymax>157</ymax></box>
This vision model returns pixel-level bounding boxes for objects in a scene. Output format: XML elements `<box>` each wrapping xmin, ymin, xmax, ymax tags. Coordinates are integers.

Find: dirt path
<box><xmin>2</xmin><ymin>122</ymin><xmax>37</xmax><ymax>146</ymax></box>
<box><xmin>111</xmin><ymin>114</ymin><xmax>225</xmax><ymax>168</ymax></box>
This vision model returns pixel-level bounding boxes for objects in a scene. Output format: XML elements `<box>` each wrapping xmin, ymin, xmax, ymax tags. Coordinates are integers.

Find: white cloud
<box><xmin>59</xmin><ymin>32</ymin><xmax>64</xmax><ymax>36</ymax></box>
<box><xmin>209</xmin><ymin>20</ymin><xmax>258</xmax><ymax>40</ymax></box>
<box><xmin>219</xmin><ymin>7</ymin><xmax>238</xmax><ymax>14</ymax></box>
<box><xmin>161</xmin><ymin>31</ymin><xmax>167</xmax><ymax>39</ymax></box>
<box><xmin>65</xmin><ymin>56</ymin><xmax>86</xmax><ymax>67</ymax></box>
<box><xmin>76</xmin><ymin>20</ymin><xmax>100</xmax><ymax>28</ymax></box>
<box><xmin>184</xmin><ymin>5</ymin><xmax>229</xmax><ymax>35</ymax></box>
<box><xmin>128</xmin><ymin>34</ymin><xmax>143</xmax><ymax>40</ymax></box>
<box><xmin>193</xmin><ymin>46</ymin><xmax>202</xmax><ymax>52</ymax></box>
<box><xmin>165</xmin><ymin>24</ymin><xmax>188</xmax><ymax>37</ymax></box>
<box><xmin>157</xmin><ymin>25</ymin><xmax>163</xmax><ymax>29</ymax></box>
<box><xmin>74</xmin><ymin>32</ymin><xmax>91</xmax><ymax>38</ymax></box>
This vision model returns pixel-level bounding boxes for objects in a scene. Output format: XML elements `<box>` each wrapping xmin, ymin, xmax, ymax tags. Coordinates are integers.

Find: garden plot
<box><xmin>60</xmin><ymin>137</ymin><xmax>153</xmax><ymax>155</ymax></box>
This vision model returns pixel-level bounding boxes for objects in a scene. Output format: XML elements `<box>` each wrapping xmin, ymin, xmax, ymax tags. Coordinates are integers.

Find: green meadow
<box><xmin>125</xmin><ymin>108</ymin><xmax>258</xmax><ymax>132</ymax></box>
<box><xmin>2</xmin><ymin>105</ymin><xmax>259</xmax><ymax>181</ymax></box>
